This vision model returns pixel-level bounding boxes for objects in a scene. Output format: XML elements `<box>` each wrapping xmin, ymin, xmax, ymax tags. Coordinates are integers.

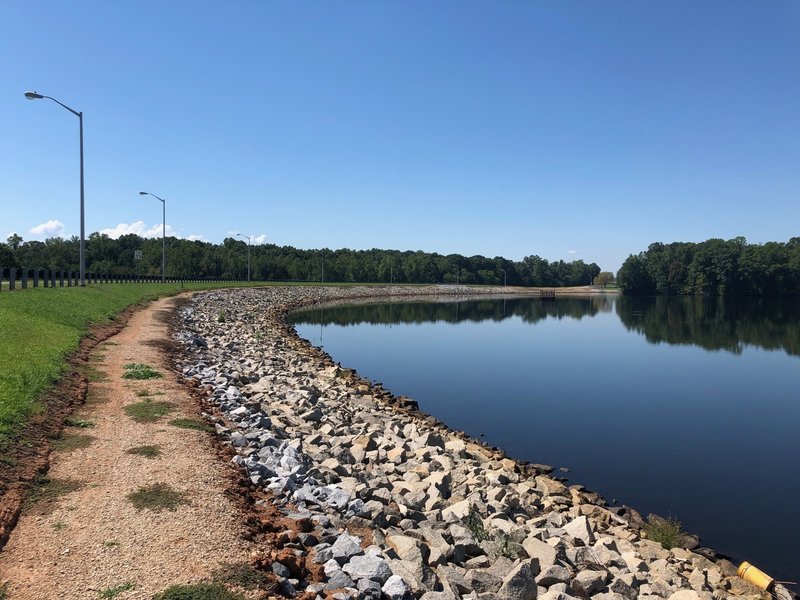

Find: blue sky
<box><xmin>2</xmin><ymin>1</ymin><xmax>798</xmax><ymax>271</ymax></box>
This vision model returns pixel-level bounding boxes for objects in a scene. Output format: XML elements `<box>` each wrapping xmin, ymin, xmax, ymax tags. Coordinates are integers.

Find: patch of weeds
<box><xmin>124</xmin><ymin>400</ymin><xmax>175</xmax><ymax>423</ymax></box>
<box><xmin>463</xmin><ymin>506</ymin><xmax>490</xmax><ymax>542</ymax></box>
<box><xmin>217</xmin><ymin>310</ymin><xmax>227</xmax><ymax>323</ymax></box>
<box><xmin>0</xmin><ymin>455</ymin><xmax>18</xmax><ymax>467</ymax></box>
<box><xmin>103</xmin><ymin>341</ymin><xmax>119</xmax><ymax>346</ymax></box>
<box><xmin>88</xmin><ymin>352</ymin><xmax>107</xmax><ymax>364</ymax></box>
<box><xmin>169</xmin><ymin>418</ymin><xmax>213</xmax><ymax>432</ymax></box>
<box><xmin>0</xmin><ymin>582</ymin><xmax>8</xmax><ymax>599</ymax></box>
<box><xmin>126</xmin><ymin>483</ymin><xmax>189</xmax><ymax>512</ymax></box>
<box><xmin>490</xmin><ymin>531</ymin><xmax>525</xmax><ymax>560</ymax></box>
<box><xmin>462</xmin><ymin>504</ymin><xmax>523</xmax><ymax>559</ymax></box>
<box><xmin>86</xmin><ymin>389</ymin><xmax>110</xmax><ymax>405</ymax></box>
<box><xmin>103</xmin><ymin>540</ymin><xmax>120</xmax><ymax>548</ymax></box>
<box><xmin>122</xmin><ymin>363</ymin><xmax>162</xmax><ymax>380</ymax></box>
<box><xmin>65</xmin><ymin>417</ymin><xmax>95</xmax><ymax>428</ymax></box>
<box><xmin>82</xmin><ymin>364</ymin><xmax>108</xmax><ymax>382</ymax></box>
<box><xmin>25</xmin><ymin>476</ymin><xmax>84</xmax><ymax>512</ymax></box>
<box><xmin>153</xmin><ymin>583</ymin><xmax>244</xmax><ymax>600</ymax></box>
<box><xmin>135</xmin><ymin>389</ymin><xmax>152</xmax><ymax>397</ymax></box>
<box><xmin>98</xmin><ymin>582</ymin><xmax>135</xmax><ymax>598</ymax></box>
<box><xmin>211</xmin><ymin>562</ymin><xmax>271</xmax><ymax>590</ymax></box>
<box><xmin>644</xmin><ymin>515</ymin><xmax>686</xmax><ymax>550</ymax></box>
<box><xmin>126</xmin><ymin>445</ymin><xmax>162</xmax><ymax>459</ymax></box>
<box><xmin>52</xmin><ymin>521</ymin><xmax>67</xmax><ymax>531</ymax></box>
<box><xmin>52</xmin><ymin>433</ymin><xmax>94</xmax><ymax>452</ymax></box>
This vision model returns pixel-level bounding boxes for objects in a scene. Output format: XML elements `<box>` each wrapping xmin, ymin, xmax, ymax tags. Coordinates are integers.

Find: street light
<box><xmin>500</xmin><ymin>268</ymin><xmax>507</xmax><ymax>287</ymax></box>
<box><xmin>25</xmin><ymin>91</ymin><xmax>85</xmax><ymax>286</ymax></box>
<box><xmin>236</xmin><ymin>233</ymin><xmax>251</xmax><ymax>282</ymax></box>
<box><xmin>138</xmin><ymin>191</ymin><xmax>166</xmax><ymax>283</ymax></box>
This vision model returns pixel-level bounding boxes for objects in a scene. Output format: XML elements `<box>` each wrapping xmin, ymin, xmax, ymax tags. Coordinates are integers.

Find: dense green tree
<box><xmin>618</xmin><ymin>237</ymin><xmax>800</xmax><ymax>296</ymax></box>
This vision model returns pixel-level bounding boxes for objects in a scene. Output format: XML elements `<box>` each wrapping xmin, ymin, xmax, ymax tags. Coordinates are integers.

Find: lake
<box><xmin>290</xmin><ymin>294</ymin><xmax>800</xmax><ymax>581</ymax></box>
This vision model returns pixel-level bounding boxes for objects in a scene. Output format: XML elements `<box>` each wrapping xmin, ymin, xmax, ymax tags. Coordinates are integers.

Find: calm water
<box><xmin>290</xmin><ymin>295</ymin><xmax>800</xmax><ymax>580</ymax></box>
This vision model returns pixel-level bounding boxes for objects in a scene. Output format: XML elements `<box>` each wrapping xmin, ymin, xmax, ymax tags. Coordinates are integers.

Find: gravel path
<box><xmin>0</xmin><ymin>296</ymin><xmax>256</xmax><ymax>599</ymax></box>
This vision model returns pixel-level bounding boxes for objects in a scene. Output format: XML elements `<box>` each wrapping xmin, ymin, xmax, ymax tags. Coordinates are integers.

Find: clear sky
<box><xmin>2</xmin><ymin>1</ymin><xmax>798</xmax><ymax>271</ymax></box>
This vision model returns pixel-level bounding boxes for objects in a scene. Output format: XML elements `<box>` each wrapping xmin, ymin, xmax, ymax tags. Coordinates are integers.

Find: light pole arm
<box><xmin>41</xmin><ymin>95</ymin><xmax>82</xmax><ymax>118</ymax></box>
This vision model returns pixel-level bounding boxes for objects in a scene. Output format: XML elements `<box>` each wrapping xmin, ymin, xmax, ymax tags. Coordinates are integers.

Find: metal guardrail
<box><xmin>0</xmin><ymin>267</ymin><xmax>250</xmax><ymax>290</ymax></box>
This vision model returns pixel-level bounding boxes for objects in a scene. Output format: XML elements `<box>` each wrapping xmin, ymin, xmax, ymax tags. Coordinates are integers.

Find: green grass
<box><xmin>65</xmin><ymin>417</ymin><xmax>95</xmax><ymax>428</ymax></box>
<box><xmin>0</xmin><ymin>282</ymin><xmax>264</xmax><ymax>449</ymax></box>
<box><xmin>152</xmin><ymin>583</ymin><xmax>244</xmax><ymax>600</ymax></box>
<box><xmin>25</xmin><ymin>475</ymin><xmax>84</xmax><ymax>510</ymax></box>
<box><xmin>126</xmin><ymin>444</ymin><xmax>162</xmax><ymax>458</ymax></box>
<box><xmin>211</xmin><ymin>562</ymin><xmax>271</xmax><ymax>590</ymax></box>
<box><xmin>51</xmin><ymin>433</ymin><xmax>95</xmax><ymax>452</ymax></box>
<box><xmin>168</xmin><ymin>418</ymin><xmax>213</xmax><ymax>432</ymax></box>
<box><xmin>122</xmin><ymin>363</ymin><xmax>162</xmax><ymax>380</ymax></box>
<box><xmin>123</xmin><ymin>400</ymin><xmax>175</xmax><ymax>423</ymax></box>
<box><xmin>103</xmin><ymin>539</ymin><xmax>120</xmax><ymax>548</ymax></box>
<box><xmin>644</xmin><ymin>515</ymin><xmax>687</xmax><ymax>549</ymax></box>
<box><xmin>127</xmin><ymin>483</ymin><xmax>189</xmax><ymax>512</ymax></box>
<box><xmin>98</xmin><ymin>582</ymin><xmax>135</xmax><ymax>598</ymax></box>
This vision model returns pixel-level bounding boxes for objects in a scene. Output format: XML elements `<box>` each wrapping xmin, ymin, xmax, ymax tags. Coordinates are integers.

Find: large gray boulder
<box><xmin>498</xmin><ymin>559</ymin><xmax>539</xmax><ymax>600</ymax></box>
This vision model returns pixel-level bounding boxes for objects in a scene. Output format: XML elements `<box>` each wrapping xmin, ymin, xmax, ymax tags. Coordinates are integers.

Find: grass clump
<box><xmin>127</xmin><ymin>483</ymin><xmax>189</xmax><ymax>512</ymax></box>
<box><xmin>65</xmin><ymin>417</ymin><xmax>95</xmax><ymax>428</ymax></box>
<box><xmin>51</xmin><ymin>433</ymin><xmax>94</xmax><ymax>452</ymax></box>
<box><xmin>122</xmin><ymin>363</ymin><xmax>163</xmax><ymax>380</ymax></box>
<box><xmin>211</xmin><ymin>562</ymin><xmax>271</xmax><ymax>590</ymax></box>
<box><xmin>153</xmin><ymin>583</ymin><xmax>244</xmax><ymax>600</ymax></box>
<box><xmin>124</xmin><ymin>400</ymin><xmax>175</xmax><ymax>423</ymax></box>
<box><xmin>25</xmin><ymin>475</ymin><xmax>84</xmax><ymax>511</ymax></box>
<box><xmin>126</xmin><ymin>445</ymin><xmax>162</xmax><ymax>458</ymax></box>
<box><xmin>217</xmin><ymin>310</ymin><xmax>227</xmax><ymax>323</ymax></box>
<box><xmin>169</xmin><ymin>418</ymin><xmax>213</xmax><ymax>432</ymax></box>
<box><xmin>644</xmin><ymin>515</ymin><xmax>687</xmax><ymax>549</ymax></box>
<box><xmin>135</xmin><ymin>389</ymin><xmax>152</xmax><ymax>397</ymax></box>
<box><xmin>99</xmin><ymin>582</ymin><xmax>135</xmax><ymax>598</ymax></box>
<box><xmin>0</xmin><ymin>582</ymin><xmax>8</xmax><ymax>599</ymax></box>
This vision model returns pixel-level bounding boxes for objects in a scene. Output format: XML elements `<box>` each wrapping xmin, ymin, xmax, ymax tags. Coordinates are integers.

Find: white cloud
<box><xmin>567</xmin><ymin>250</ymin><xmax>577</xmax><ymax>254</ymax></box>
<box><xmin>187</xmin><ymin>234</ymin><xmax>208</xmax><ymax>242</ymax></box>
<box><xmin>252</xmin><ymin>234</ymin><xmax>268</xmax><ymax>245</ymax></box>
<box><xmin>98</xmin><ymin>221</ymin><xmax>178</xmax><ymax>239</ymax></box>
<box><xmin>29</xmin><ymin>219</ymin><xmax>66</xmax><ymax>238</ymax></box>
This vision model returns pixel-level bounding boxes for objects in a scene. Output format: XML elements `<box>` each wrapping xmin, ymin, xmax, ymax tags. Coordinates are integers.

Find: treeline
<box><xmin>617</xmin><ymin>237</ymin><xmax>800</xmax><ymax>296</ymax></box>
<box><xmin>0</xmin><ymin>232</ymin><xmax>600</xmax><ymax>287</ymax></box>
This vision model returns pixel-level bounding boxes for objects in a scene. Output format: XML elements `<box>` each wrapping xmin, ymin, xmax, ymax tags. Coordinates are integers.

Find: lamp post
<box><xmin>236</xmin><ymin>233</ymin><xmax>251</xmax><ymax>282</ymax></box>
<box><xmin>25</xmin><ymin>91</ymin><xmax>85</xmax><ymax>286</ymax></box>
<box><xmin>138</xmin><ymin>191</ymin><xmax>166</xmax><ymax>283</ymax></box>
<box><xmin>500</xmin><ymin>268</ymin><xmax>507</xmax><ymax>287</ymax></box>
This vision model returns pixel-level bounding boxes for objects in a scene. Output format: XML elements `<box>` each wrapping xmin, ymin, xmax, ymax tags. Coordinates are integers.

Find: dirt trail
<box><xmin>0</xmin><ymin>296</ymin><xmax>255</xmax><ymax>599</ymax></box>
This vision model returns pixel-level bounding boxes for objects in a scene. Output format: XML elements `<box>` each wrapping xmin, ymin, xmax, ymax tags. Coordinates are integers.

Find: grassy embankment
<box><xmin>0</xmin><ymin>282</ymin><xmax>270</xmax><ymax>450</ymax></box>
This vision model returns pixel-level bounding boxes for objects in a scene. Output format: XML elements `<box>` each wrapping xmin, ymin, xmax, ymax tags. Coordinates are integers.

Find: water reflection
<box><xmin>295</xmin><ymin>295</ymin><xmax>799</xmax><ymax>357</ymax></box>
<box><xmin>297</xmin><ymin>295</ymin><xmax>613</xmax><ymax>327</ymax></box>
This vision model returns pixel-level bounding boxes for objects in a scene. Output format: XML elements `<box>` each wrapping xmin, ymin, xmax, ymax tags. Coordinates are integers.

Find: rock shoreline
<box><xmin>175</xmin><ymin>286</ymin><xmax>768</xmax><ymax>600</ymax></box>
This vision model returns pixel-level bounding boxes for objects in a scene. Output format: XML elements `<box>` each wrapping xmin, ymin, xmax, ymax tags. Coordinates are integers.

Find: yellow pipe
<box><xmin>737</xmin><ymin>561</ymin><xmax>774</xmax><ymax>591</ymax></box>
